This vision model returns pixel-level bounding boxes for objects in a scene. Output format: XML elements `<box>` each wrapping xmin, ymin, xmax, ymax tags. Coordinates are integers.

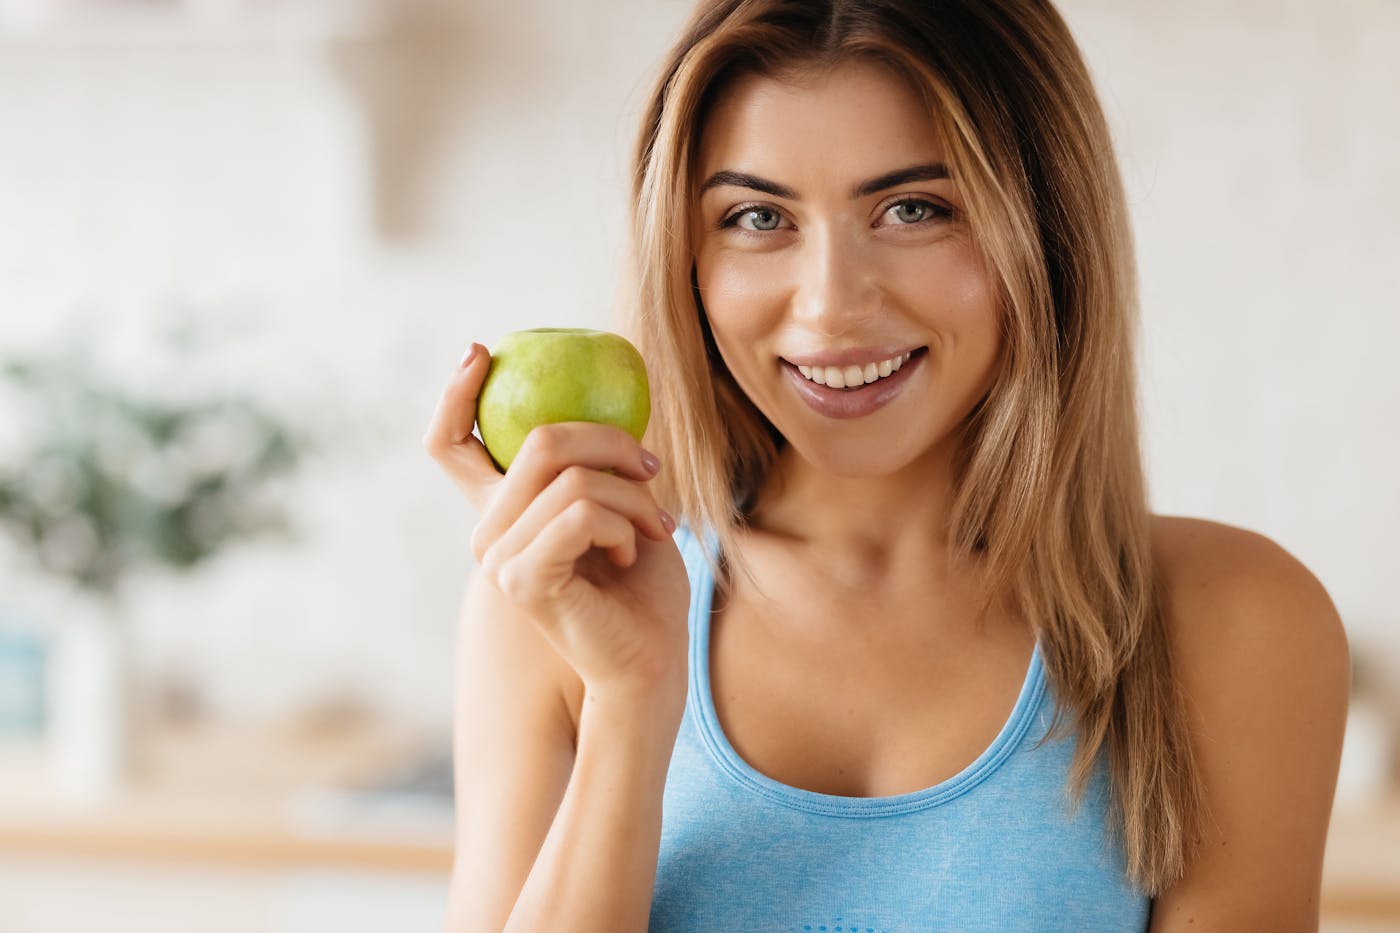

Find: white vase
<box><xmin>45</xmin><ymin>600</ymin><xmax>132</xmax><ymax>800</ymax></box>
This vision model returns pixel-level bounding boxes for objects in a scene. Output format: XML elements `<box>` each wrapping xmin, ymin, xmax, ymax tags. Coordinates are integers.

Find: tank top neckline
<box><xmin>682</xmin><ymin>523</ymin><xmax>1047</xmax><ymax>818</ymax></box>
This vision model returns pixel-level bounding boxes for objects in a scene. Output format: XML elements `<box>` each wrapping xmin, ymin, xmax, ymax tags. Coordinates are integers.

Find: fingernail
<box><xmin>459</xmin><ymin>343</ymin><xmax>479</xmax><ymax>369</ymax></box>
<box><xmin>659</xmin><ymin>509</ymin><xmax>676</xmax><ymax>534</ymax></box>
<box><xmin>640</xmin><ymin>449</ymin><xmax>661</xmax><ymax>475</ymax></box>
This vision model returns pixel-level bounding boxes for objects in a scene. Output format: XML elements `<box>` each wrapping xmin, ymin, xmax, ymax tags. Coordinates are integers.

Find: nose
<box><xmin>790</xmin><ymin>225</ymin><xmax>881</xmax><ymax>337</ymax></box>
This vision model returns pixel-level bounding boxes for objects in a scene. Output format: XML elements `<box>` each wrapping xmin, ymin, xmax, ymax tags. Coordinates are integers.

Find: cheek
<box><xmin>696</xmin><ymin>251</ymin><xmax>785</xmax><ymax>345</ymax></box>
<box><xmin>943</xmin><ymin>260</ymin><xmax>1005</xmax><ymax>391</ymax></box>
<box><xmin>893</xmin><ymin>247</ymin><xmax>1000</xmax><ymax>343</ymax></box>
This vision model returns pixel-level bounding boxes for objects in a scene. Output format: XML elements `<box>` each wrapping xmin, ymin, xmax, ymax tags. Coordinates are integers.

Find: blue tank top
<box><xmin>649</xmin><ymin>524</ymin><xmax>1151</xmax><ymax>932</ymax></box>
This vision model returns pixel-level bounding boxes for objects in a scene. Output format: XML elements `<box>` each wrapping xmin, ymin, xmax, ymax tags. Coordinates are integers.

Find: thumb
<box><xmin>423</xmin><ymin>343</ymin><xmax>503</xmax><ymax>506</ymax></box>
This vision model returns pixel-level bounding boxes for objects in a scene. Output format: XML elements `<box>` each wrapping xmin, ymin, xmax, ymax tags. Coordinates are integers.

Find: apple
<box><xmin>476</xmin><ymin>328</ymin><xmax>651</xmax><ymax>472</ymax></box>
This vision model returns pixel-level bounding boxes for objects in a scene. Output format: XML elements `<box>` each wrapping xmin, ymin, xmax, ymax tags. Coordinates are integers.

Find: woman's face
<box><xmin>692</xmin><ymin>58</ymin><xmax>1003</xmax><ymax>480</ymax></box>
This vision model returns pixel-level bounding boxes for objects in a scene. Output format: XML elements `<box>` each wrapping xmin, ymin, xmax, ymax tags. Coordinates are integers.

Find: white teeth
<box><xmin>793</xmin><ymin>351</ymin><xmax>914</xmax><ymax>389</ymax></box>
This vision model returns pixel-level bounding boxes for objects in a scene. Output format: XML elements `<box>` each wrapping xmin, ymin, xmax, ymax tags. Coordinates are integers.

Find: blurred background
<box><xmin>0</xmin><ymin>0</ymin><xmax>1395</xmax><ymax>930</ymax></box>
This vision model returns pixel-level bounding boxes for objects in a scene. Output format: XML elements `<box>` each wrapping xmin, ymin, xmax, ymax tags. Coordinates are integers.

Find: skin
<box><xmin>427</xmin><ymin>55</ymin><xmax>1348</xmax><ymax>932</ymax></box>
<box><xmin>687</xmin><ymin>58</ymin><xmax>1036</xmax><ymax>798</ymax></box>
<box><xmin>693</xmin><ymin>59</ymin><xmax>1001</xmax><ymax>594</ymax></box>
<box><xmin>681</xmin><ymin>59</ymin><xmax>1348</xmax><ymax>928</ymax></box>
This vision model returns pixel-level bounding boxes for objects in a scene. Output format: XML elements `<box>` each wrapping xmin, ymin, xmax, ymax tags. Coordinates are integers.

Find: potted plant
<box><xmin>0</xmin><ymin>340</ymin><xmax>308</xmax><ymax>797</ymax></box>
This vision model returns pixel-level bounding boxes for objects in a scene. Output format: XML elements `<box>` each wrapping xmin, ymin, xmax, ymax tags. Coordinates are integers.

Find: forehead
<box><xmin>696</xmin><ymin>58</ymin><xmax>947</xmax><ymax>178</ymax></box>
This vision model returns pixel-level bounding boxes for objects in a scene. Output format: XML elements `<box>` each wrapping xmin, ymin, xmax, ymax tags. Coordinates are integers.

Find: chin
<box><xmin>785</xmin><ymin>436</ymin><xmax>925</xmax><ymax>480</ymax></box>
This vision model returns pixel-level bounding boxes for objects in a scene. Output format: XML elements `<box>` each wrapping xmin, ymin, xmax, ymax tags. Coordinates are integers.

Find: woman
<box><xmin>425</xmin><ymin>1</ymin><xmax>1349</xmax><ymax>929</ymax></box>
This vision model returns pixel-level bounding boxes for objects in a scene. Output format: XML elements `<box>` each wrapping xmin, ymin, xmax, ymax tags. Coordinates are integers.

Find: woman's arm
<box><xmin>443</xmin><ymin>568</ymin><xmax>684</xmax><ymax>932</ymax></box>
<box><xmin>1148</xmin><ymin>517</ymin><xmax>1350</xmax><ymax>932</ymax></box>
<box><xmin>427</xmin><ymin>343</ymin><xmax>691</xmax><ymax>931</ymax></box>
<box><xmin>504</xmin><ymin>688</ymin><xmax>683</xmax><ymax>931</ymax></box>
<box><xmin>442</xmin><ymin>569</ymin><xmax>575</xmax><ymax>931</ymax></box>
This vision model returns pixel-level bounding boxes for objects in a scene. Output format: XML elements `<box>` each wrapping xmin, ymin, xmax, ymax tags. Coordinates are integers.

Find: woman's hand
<box><xmin>423</xmin><ymin>343</ymin><xmax>691</xmax><ymax>708</ymax></box>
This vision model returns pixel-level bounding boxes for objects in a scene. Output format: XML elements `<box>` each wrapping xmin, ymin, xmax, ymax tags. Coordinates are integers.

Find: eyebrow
<box><xmin>697</xmin><ymin>162</ymin><xmax>950</xmax><ymax>201</ymax></box>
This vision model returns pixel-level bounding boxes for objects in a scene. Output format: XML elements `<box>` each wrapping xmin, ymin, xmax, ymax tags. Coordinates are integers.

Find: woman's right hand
<box><xmin>423</xmin><ymin>342</ymin><xmax>691</xmax><ymax>709</ymax></box>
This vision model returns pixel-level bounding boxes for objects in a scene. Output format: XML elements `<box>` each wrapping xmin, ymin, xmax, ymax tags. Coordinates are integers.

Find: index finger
<box><xmin>422</xmin><ymin>343</ymin><xmax>502</xmax><ymax>510</ymax></box>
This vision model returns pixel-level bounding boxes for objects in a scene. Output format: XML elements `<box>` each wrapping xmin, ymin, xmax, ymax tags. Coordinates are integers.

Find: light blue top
<box><xmin>649</xmin><ymin>524</ymin><xmax>1151</xmax><ymax>932</ymax></box>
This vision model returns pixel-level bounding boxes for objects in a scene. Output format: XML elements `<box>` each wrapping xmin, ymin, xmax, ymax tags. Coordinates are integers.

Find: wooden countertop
<box><xmin>1321</xmin><ymin>793</ymin><xmax>1400</xmax><ymax>921</ymax></box>
<box><xmin>0</xmin><ymin>712</ymin><xmax>454</xmax><ymax>873</ymax></box>
<box><xmin>1</xmin><ymin>717</ymin><xmax>1396</xmax><ymax>923</ymax></box>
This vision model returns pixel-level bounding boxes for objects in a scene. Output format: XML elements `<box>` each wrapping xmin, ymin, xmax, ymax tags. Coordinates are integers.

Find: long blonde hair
<box><xmin>624</xmin><ymin>0</ymin><xmax>1204</xmax><ymax>896</ymax></box>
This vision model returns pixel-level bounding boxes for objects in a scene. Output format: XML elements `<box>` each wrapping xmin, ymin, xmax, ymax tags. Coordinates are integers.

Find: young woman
<box><xmin>425</xmin><ymin>1</ymin><xmax>1349</xmax><ymax>929</ymax></box>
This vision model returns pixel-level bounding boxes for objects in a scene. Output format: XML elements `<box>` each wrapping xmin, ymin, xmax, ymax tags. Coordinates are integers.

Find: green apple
<box><xmin>476</xmin><ymin>328</ymin><xmax>651</xmax><ymax>472</ymax></box>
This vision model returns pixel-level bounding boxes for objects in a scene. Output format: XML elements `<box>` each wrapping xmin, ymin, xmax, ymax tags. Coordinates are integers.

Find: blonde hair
<box><xmin>624</xmin><ymin>0</ymin><xmax>1204</xmax><ymax>896</ymax></box>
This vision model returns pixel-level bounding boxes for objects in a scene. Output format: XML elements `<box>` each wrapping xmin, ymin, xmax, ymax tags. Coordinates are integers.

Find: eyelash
<box><xmin>717</xmin><ymin>197</ymin><xmax>955</xmax><ymax>234</ymax></box>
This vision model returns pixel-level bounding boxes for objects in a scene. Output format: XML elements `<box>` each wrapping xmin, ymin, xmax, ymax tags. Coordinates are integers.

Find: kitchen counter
<box><xmin>0</xmin><ymin>712</ymin><xmax>453</xmax><ymax>874</ymax></box>
<box><xmin>1</xmin><ymin>718</ymin><xmax>1396</xmax><ymax>923</ymax></box>
<box><xmin>1321</xmin><ymin>793</ymin><xmax>1400</xmax><ymax>922</ymax></box>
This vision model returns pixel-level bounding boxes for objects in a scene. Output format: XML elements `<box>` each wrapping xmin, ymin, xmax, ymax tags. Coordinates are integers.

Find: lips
<box><xmin>782</xmin><ymin>344</ymin><xmax>924</xmax><ymax>369</ymax></box>
<box><xmin>781</xmin><ymin>346</ymin><xmax>927</xmax><ymax>419</ymax></box>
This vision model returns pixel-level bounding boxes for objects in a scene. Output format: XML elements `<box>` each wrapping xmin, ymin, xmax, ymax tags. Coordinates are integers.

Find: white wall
<box><xmin>1062</xmin><ymin>0</ymin><xmax>1400</xmax><ymax>662</ymax></box>
<box><xmin>0</xmin><ymin>0</ymin><xmax>699</xmax><ymax>734</ymax></box>
<box><xmin>1</xmin><ymin>0</ymin><xmax>1395</xmax><ymax>734</ymax></box>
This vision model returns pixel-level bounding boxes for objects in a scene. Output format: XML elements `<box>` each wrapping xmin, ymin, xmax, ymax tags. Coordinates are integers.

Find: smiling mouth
<box><xmin>789</xmin><ymin>346</ymin><xmax>929</xmax><ymax>390</ymax></box>
<box><xmin>779</xmin><ymin>346</ymin><xmax>927</xmax><ymax>420</ymax></box>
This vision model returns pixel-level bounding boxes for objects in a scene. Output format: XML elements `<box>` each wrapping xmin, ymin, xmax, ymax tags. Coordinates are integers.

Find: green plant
<box><xmin>0</xmin><ymin>347</ymin><xmax>306</xmax><ymax>598</ymax></box>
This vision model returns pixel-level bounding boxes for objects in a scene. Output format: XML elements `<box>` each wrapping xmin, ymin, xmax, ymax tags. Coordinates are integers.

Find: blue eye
<box><xmin>732</xmin><ymin>207</ymin><xmax>782</xmax><ymax>232</ymax></box>
<box><xmin>892</xmin><ymin>202</ymin><xmax>929</xmax><ymax>223</ymax></box>
<box><xmin>885</xmin><ymin>199</ymin><xmax>947</xmax><ymax>225</ymax></box>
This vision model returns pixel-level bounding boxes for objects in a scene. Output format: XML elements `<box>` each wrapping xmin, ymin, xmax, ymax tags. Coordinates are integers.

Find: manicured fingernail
<box><xmin>659</xmin><ymin>509</ymin><xmax>676</xmax><ymax>534</ymax></box>
<box><xmin>459</xmin><ymin>343</ymin><xmax>479</xmax><ymax>369</ymax></box>
<box><xmin>640</xmin><ymin>449</ymin><xmax>661</xmax><ymax>475</ymax></box>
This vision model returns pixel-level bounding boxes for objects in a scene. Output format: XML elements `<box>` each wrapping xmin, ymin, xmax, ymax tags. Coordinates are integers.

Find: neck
<box><xmin>745</xmin><ymin>436</ymin><xmax>972</xmax><ymax>589</ymax></box>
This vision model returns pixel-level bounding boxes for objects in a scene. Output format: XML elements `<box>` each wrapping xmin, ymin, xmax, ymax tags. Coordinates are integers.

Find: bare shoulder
<box><xmin>1146</xmin><ymin>514</ymin><xmax>1351</xmax><ymax>931</ymax></box>
<box><xmin>1149</xmin><ymin>514</ymin><xmax>1349</xmax><ymax>673</ymax></box>
<box><xmin>1148</xmin><ymin>512</ymin><xmax>1350</xmax><ymax>736</ymax></box>
<box><xmin>1153</xmin><ymin>513</ymin><xmax>1318</xmax><ymax>590</ymax></box>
